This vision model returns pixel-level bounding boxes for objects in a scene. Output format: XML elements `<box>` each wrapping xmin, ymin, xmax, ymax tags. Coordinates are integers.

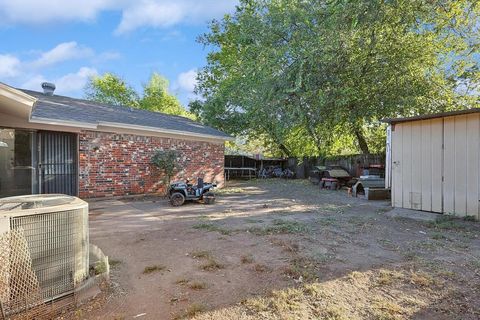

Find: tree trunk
<box><xmin>354</xmin><ymin>128</ymin><xmax>370</xmax><ymax>154</ymax></box>
<box><xmin>278</xmin><ymin>143</ymin><xmax>292</xmax><ymax>158</ymax></box>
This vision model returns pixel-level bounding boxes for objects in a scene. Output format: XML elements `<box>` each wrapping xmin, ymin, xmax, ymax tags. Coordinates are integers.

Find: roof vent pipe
<box><xmin>41</xmin><ymin>82</ymin><xmax>56</xmax><ymax>96</ymax></box>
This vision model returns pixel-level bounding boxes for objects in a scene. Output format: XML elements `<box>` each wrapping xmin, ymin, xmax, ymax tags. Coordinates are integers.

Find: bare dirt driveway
<box><xmin>74</xmin><ymin>180</ymin><xmax>480</xmax><ymax>320</ymax></box>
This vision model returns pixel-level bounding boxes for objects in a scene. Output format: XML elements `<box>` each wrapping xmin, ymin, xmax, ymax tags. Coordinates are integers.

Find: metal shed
<box><xmin>385</xmin><ymin>109</ymin><xmax>480</xmax><ymax>219</ymax></box>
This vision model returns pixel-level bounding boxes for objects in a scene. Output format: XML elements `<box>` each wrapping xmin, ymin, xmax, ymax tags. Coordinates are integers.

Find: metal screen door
<box><xmin>38</xmin><ymin>131</ymin><xmax>78</xmax><ymax>196</ymax></box>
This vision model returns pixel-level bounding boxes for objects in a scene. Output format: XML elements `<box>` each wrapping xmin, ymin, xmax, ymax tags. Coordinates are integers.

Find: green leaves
<box><xmin>84</xmin><ymin>72</ymin><xmax>194</xmax><ymax>119</ymax></box>
<box><xmin>151</xmin><ymin>149</ymin><xmax>182</xmax><ymax>188</ymax></box>
<box><xmin>194</xmin><ymin>0</ymin><xmax>479</xmax><ymax>157</ymax></box>
<box><xmin>85</xmin><ymin>73</ymin><xmax>139</xmax><ymax>108</ymax></box>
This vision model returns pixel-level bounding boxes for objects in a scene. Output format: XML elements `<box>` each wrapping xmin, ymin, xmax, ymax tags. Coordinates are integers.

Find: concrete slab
<box><xmin>385</xmin><ymin>207</ymin><xmax>440</xmax><ymax>222</ymax></box>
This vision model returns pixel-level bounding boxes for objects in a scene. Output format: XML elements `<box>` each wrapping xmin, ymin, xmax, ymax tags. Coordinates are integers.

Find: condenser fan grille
<box><xmin>0</xmin><ymin>194</ymin><xmax>89</xmax><ymax>302</ymax></box>
<box><xmin>10</xmin><ymin>209</ymin><xmax>89</xmax><ymax>300</ymax></box>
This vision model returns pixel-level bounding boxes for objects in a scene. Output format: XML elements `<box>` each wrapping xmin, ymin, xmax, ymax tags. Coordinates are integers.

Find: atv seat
<box><xmin>197</xmin><ymin>178</ymin><xmax>204</xmax><ymax>189</ymax></box>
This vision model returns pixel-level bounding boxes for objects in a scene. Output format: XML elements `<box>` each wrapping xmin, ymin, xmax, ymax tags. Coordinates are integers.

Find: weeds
<box><xmin>283</xmin><ymin>257</ymin><xmax>318</xmax><ymax>281</ymax></box>
<box><xmin>109</xmin><ymin>259</ymin><xmax>122</xmax><ymax>267</ymax></box>
<box><xmin>253</xmin><ymin>264</ymin><xmax>270</xmax><ymax>273</ymax></box>
<box><xmin>189</xmin><ymin>250</ymin><xmax>224</xmax><ymax>271</ymax></box>
<box><xmin>190</xmin><ymin>250</ymin><xmax>212</xmax><ymax>259</ymax></box>
<box><xmin>201</xmin><ymin>258</ymin><xmax>224</xmax><ymax>271</ymax></box>
<box><xmin>184</xmin><ymin>303</ymin><xmax>206</xmax><ymax>318</ymax></box>
<box><xmin>94</xmin><ymin>261</ymin><xmax>107</xmax><ymax>275</ymax></box>
<box><xmin>376</xmin><ymin>269</ymin><xmax>403</xmax><ymax>286</ymax></box>
<box><xmin>189</xmin><ymin>281</ymin><xmax>207</xmax><ymax>290</ymax></box>
<box><xmin>469</xmin><ymin>259</ymin><xmax>480</xmax><ymax>270</ymax></box>
<box><xmin>427</xmin><ymin>215</ymin><xmax>467</xmax><ymax>230</ymax></box>
<box><xmin>215</xmin><ymin>187</ymin><xmax>244</xmax><ymax>195</ymax></box>
<box><xmin>402</xmin><ymin>250</ymin><xmax>420</xmax><ymax>262</ymax></box>
<box><xmin>316</xmin><ymin>216</ymin><xmax>338</xmax><ymax>226</ymax></box>
<box><xmin>143</xmin><ymin>265</ymin><xmax>165</xmax><ymax>274</ymax></box>
<box><xmin>271</xmin><ymin>239</ymin><xmax>300</xmax><ymax>253</ymax></box>
<box><xmin>175</xmin><ymin>278</ymin><xmax>189</xmax><ymax>285</ymax></box>
<box><xmin>193</xmin><ymin>223</ymin><xmax>232</xmax><ymax>235</ymax></box>
<box><xmin>315</xmin><ymin>253</ymin><xmax>335</xmax><ymax>264</ymax></box>
<box><xmin>409</xmin><ymin>271</ymin><xmax>435</xmax><ymax>287</ymax></box>
<box><xmin>430</xmin><ymin>232</ymin><xmax>448</xmax><ymax>240</ymax></box>
<box><xmin>372</xmin><ymin>298</ymin><xmax>403</xmax><ymax>320</ymax></box>
<box><xmin>240</xmin><ymin>255</ymin><xmax>254</xmax><ymax>264</ymax></box>
<box><xmin>247</xmin><ymin>219</ymin><xmax>308</xmax><ymax>235</ymax></box>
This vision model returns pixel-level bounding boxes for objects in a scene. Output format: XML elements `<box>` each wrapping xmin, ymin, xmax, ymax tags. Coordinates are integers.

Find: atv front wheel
<box><xmin>203</xmin><ymin>192</ymin><xmax>215</xmax><ymax>205</ymax></box>
<box><xmin>170</xmin><ymin>192</ymin><xmax>185</xmax><ymax>206</ymax></box>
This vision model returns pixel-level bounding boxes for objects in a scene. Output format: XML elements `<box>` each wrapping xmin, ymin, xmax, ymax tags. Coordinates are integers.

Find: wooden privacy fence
<box><xmin>288</xmin><ymin>154</ymin><xmax>385</xmax><ymax>179</ymax></box>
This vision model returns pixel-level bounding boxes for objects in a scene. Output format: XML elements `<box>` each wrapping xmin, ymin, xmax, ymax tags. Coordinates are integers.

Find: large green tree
<box><xmin>194</xmin><ymin>0</ymin><xmax>479</xmax><ymax>156</ymax></box>
<box><xmin>85</xmin><ymin>72</ymin><xmax>193</xmax><ymax>118</ymax></box>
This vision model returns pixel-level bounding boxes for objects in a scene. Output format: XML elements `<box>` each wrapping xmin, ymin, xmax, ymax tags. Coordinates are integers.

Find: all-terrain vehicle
<box><xmin>168</xmin><ymin>178</ymin><xmax>216</xmax><ymax>206</ymax></box>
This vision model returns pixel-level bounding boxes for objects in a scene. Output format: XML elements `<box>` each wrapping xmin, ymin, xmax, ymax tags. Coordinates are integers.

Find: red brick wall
<box><xmin>79</xmin><ymin>131</ymin><xmax>224</xmax><ymax>198</ymax></box>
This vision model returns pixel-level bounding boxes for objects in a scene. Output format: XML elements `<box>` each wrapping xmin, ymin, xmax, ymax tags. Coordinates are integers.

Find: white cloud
<box><xmin>54</xmin><ymin>67</ymin><xmax>98</xmax><ymax>94</ymax></box>
<box><xmin>116</xmin><ymin>0</ymin><xmax>237</xmax><ymax>34</ymax></box>
<box><xmin>176</xmin><ymin>69</ymin><xmax>197</xmax><ymax>93</ymax></box>
<box><xmin>0</xmin><ymin>0</ymin><xmax>238</xmax><ymax>34</ymax></box>
<box><xmin>0</xmin><ymin>0</ymin><xmax>116</xmax><ymax>25</ymax></box>
<box><xmin>115</xmin><ymin>1</ymin><xmax>184</xmax><ymax>34</ymax></box>
<box><xmin>172</xmin><ymin>69</ymin><xmax>199</xmax><ymax>105</ymax></box>
<box><xmin>20</xmin><ymin>75</ymin><xmax>48</xmax><ymax>91</ymax></box>
<box><xmin>0</xmin><ymin>54</ymin><xmax>21</xmax><ymax>78</ymax></box>
<box><xmin>21</xmin><ymin>67</ymin><xmax>98</xmax><ymax>95</ymax></box>
<box><xmin>0</xmin><ymin>42</ymin><xmax>117</xmax><ymax>92</ymax></box>
<box><xmin>31</xmin><ymin>42</ymin><xmax>94</xmax><ymax>68</ymax></box>
<box><xmin>0</xmin><ymin>42</ymin><xmax>102</xmax><ymax>95</ymax></box>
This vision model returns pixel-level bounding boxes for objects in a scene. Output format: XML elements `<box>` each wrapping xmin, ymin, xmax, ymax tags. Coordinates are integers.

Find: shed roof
<box><xmin>14</xmin><ymin>88</ymin><xmax>231</xmax><ymax>140</ymax></box>
<box><xmin>383</xmin><ymin>108</ymin><xmax>480</xmax><ymax>125</ymax></box>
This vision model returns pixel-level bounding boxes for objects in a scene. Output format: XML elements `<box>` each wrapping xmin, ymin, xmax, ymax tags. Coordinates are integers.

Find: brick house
<box><xmin>0</xmin><ymin>82</ymin><xmax>231</xmax><ymax>199</ymax></box>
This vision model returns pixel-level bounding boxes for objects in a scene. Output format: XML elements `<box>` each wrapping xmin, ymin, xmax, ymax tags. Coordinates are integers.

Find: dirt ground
<box><xmin>67</xmin><ymin>179</ymin><xmax>480</xmax><ymax>320</ymax></box>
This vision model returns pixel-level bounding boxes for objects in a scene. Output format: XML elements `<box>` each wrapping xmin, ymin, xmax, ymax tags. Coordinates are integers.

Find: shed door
<box><xmin>443</xmin><ymin>114</ymin><xmax>480</xmax><ymax>217</ymax></box>
<box><xmin>38</xmin><ymin>131</ymin><xmax>78</xmax><ymax>196</ymax></box>
<box><xmin>391</xmin><ymin>119</ymin><xmax>444</xmax><ymax>213</ymax></box>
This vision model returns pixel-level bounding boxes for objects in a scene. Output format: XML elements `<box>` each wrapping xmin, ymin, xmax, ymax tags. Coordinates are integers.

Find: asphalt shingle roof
<box><xmin>19</xmin><ymin>89</ymin><xmax>231</xmax><ymax>139</ymax></box>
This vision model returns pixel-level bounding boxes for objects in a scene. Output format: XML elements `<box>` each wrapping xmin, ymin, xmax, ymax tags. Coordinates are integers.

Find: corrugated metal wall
<box><xmin>391</xmin><ymin>114</ymin><xmax>480</xmax><ymax>219</ymax></box>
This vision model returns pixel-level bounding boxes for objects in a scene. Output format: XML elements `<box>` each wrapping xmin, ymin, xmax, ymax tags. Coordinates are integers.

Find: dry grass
<box><xmin>192</xmin><ymin>268</ymin><xmax>440</xmax><ymax>320</ymax></box>
<box><xmin>190</xmin><ymin>250</ymin><xmax>213</xmax><ymax>259</ymax></box>
<box><xmin>189</xmin><ymin>281</ymin><xmax>207</xmax><ymax>290</ymax></box>
<box><xmin>175</xmin><ymin>278</ymin><xmax>189</xmax><ymax>285</ymax></box>
<box><xmin>109</xmin><ymin>259</ymin><xmax>122</xmax><ymax>267</ymax></box>
<box><xmin>372</xmin><ymin>298</ymin><xmax>404</xmax><ymax>320</ymax></box>
<box><xmin>190</xmin><ymin>250</ymin><xmax>225</xmax><ymax>271</ymax></box>
<box><xmin>282</xmin><ymin>257</ymin><xmax>318</xmax><ymax>281</ymax></box>
<box><xmin>186</xmin><ymin>303</ymin><xmax>206</xmax><ymax>317</ymax></box>
<box><xmin>201</xmin><ymin>258</ymin><xmax>225</xmax><ymax>271</ymax></box>
<box><xmin>240</xmin><ymin>255</ymin><xmax>254</xmax><ymax>264</ymax></box>
<box><xmin>409</xmin><ymin>271</ymin><xmax>436</xmax><ymax>287</ymax></box>
<box><xmin>271</xmin><ymin>239</ymin><xmax>300</xmax><ymax>253</ymax></box>
<box><xmin>142</xmin><ymin>265</ymin><xmax>165</xmax><ymax>274</ymax></box>
<box><xmin>376</xmin><ymin>269</ymin><xmax>404</xmax><ymax>286</ymax></box>
<box><xmin>246</xmin><ymin>219</ymin><xmax>308</xmax><ymax>236</ymax></box>
<box><xmin>175</xmin><ymin>303</ymin><xmax>207</xmax><ymax>319</ymax></box>
<box><xmin>215</xmin><ymin>187</ymin><xmax>245</xmax><ymax>195</ymax></box>
<box><xmin>193</xmin><ymin>223</ymin><xmax>232</xmax><ymax>235</ymax></box>
<box><xmin>253</xmin><ymin>264</ymin><xmax>270</xmax><ymax>273</ymax></box>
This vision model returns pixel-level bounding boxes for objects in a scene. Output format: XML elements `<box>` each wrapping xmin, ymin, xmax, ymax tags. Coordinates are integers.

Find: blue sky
<box><xmin>0</xmin><ymin>0</ymin><xmax>239</xmax><ymax>106</ymax></box>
